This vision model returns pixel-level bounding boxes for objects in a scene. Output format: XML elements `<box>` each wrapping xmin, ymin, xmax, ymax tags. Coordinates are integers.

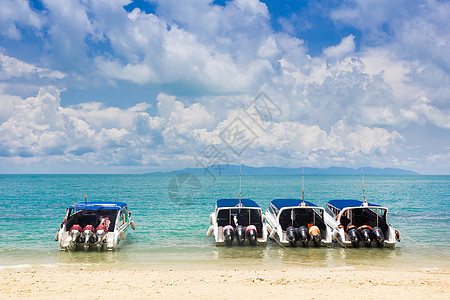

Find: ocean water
<box><xmin>0</xmin><ymin>174</ymin><xmax>449</xmax><ymax>271</ymax></box>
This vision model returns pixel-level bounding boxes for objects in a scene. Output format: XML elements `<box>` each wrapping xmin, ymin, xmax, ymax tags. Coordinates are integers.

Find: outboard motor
<box><xmin>358</xmin><ymin>225</ymin><xmax>372</xmax><ymax>247</ymax></box>
<box><xmin>246</xmin><ymin>225</ymin><xmax>258</xmax><ymax>246</ymax></box>
<box><xmin>235</xmin><ymin>225</ymin><xmax>245</xmax><ymax>246</ymax></box>
<box><xmin>69</xmin><ymin>224</ymin><xmax>82</xmax><ymax>249</ymax></box>
<box><xmin>286</xmin><ymin>226</ymin><xmax>297</xmax><ymax>246</ymax></box>
<box><xmin>95</xmin><ymin>224</ymin><xmax>108</xmax><ymax>251</ymax></box>
<box><xmin>347</xmin><ymin>225</ymin><xmax>360</xmax><ymax>247</ymax></box>
<box><xmin>309</xmin><ymin>225</ymin><xmax>321</xmax><ymax>247</ymax></box>
<box><xmin>372</xmin><ymin>226</ymin><xmax>385</xmax><ymax>247</ymax></box>
<box><xmin>82</xmin><ymin>225</ymin><xmax>95</xmax><ymax>251</ymax></box>
<box><xmin>296</xmin><ymin>226</ymin><xmax>309</xmax><ymax>247</ymax></box>
<box><xmin>223</xmin><ymin>225</ymin><xmax>235</xmax><ymax>246</ymax></box>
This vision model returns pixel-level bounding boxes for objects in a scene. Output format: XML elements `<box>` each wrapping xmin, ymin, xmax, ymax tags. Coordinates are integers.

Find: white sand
<box><xmin>1</xmin><ymin>265</ymin><xmax>448</xmax><ymax>299</ymax></box>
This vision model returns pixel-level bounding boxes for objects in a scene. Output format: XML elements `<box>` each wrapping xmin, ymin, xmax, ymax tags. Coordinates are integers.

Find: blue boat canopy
<box><xmin>216</xmin><ymin>199</ymin><xmax>260</xmax><ymax>208</ymax></box>
<box><xmin>68</xmin><ymin>201</ymin><xmax>127</xmax><ymax>211</ymax></box>
<box><xmin>327</xmin><ymin>199</ymin><xmax>380</xmax><ymax>211</ymax></box>
<box><xmin>270</xmin><ymin>199</ymin><xmax>319</xmax><ymax>210</ymax></box>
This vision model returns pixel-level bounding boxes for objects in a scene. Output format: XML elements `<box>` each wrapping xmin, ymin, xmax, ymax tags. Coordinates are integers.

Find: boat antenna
<box><xmin>301</xmin><ymin>152</ymin><xmax>305</xmax><ymax>205</ymax></box>
<box><xmin>84</xmin><ymin>194</ymin><xmax>87</xmax><ymax>205</ymax></box>
<box><xmin>239</xmin><ymin>162</ymin><xmax>242</xmax><ymax>206</ymax></box>
<box><xmin>73</xmin><ymin>196</ymin><xmax>77</xmax><ymax>213</ymax></box>
<box><xmin>360</xmin><ymin>151</ymin><xmax>366</xmax><ymax>203</ymax></box>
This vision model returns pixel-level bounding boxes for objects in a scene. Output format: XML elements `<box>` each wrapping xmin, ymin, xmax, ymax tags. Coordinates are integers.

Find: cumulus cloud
<box><xmin>0</xmin><ymin>87</ymin><xmax>147</xmax><ymax>158</ymax></box>
<box><xmin>0</xmin><ymin>0</ymin><xmax>43</xmax><ymax>40</ymax></box>
<box><xmin>323</xmin><ymin>35</ymin><xmax>356</xmax><ymax>59</ymax></box>
<box><xmin>0</xmin><ymin>89</ymin><xmax>22</xmax><ymax>123</ymax></box>
<box><xmin>407</xmin><ymin>97</ymin><xmax>450</xmax><ymax>129</ymax></box>
<box><xmin>0</xmin><ymin>52</ymin><xmax>66</xmax><ymax>80</ymax></box>
<box><xmin>330</xmin><ymin>1</ymin><xmax>450</xmax><ymax>98</ymax></box>
<box><xmin>92</xmin><ymin>3</ymin><xmax>274</xmax><ymax>93</ymax></box>
<box><xmin>0</xmin><ymin>87</ymin><xmax>219</xmax><ymax>168</ymax></box>
<box><xmin>0</xmin><ymin>86</ymin><xmax>406</xmax><ymax>171</ymax></box>
<box><xmin>0</xmin><ymin>0</ymin><xmax>449</xmax><ymax>173</ymax></box>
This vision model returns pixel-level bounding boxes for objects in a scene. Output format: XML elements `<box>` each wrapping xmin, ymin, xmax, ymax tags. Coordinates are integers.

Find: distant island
<box><xmin>149</xmin><ymin>165</ymin><xmax>419</xmax><ymax>175</ymax></box>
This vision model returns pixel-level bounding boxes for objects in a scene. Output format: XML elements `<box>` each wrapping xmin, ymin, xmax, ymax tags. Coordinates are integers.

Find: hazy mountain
<box><xmin>149</xmin><ymin>165</ymin><xmax>419</xmax><ymax>175</ymax></box>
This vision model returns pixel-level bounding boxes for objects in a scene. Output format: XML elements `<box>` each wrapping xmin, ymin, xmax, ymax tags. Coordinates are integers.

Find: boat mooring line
<box><xmin>397</xmin><ymin>229</ymin><xmax>444</xmax><ymax>255</ymax></box>
<box><xmin>66</xmin><ymin>245</ymin><xmax>74</xmax><ymax>262</ymax></box>
<box><xmin>335</xmin><ymin>236</ymin><xmax>350</xmax><ymax>249</ymax></box>
<box><xmin>274</xmin><ymin>237</ymin><xmax>287</xmax><ymax>249</ymax></box>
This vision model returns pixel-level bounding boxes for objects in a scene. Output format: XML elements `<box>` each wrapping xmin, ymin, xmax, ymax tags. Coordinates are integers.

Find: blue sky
<box><xmin>0</xmin><ymin>0</ymin><xmax>449</xmax><ymax>174</ymax></box>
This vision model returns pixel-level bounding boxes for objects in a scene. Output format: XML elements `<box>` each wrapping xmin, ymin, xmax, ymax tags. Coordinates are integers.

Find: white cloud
<box><xmin>157</xmin><ymin>93</ymin><xmax>215</xmax><ymax>130</ymax></box>
<box><xmin>0</xmin><ymin>0</ymin><xmax>449</xmax><ymax>173</ymax></box>
<box><xmin>0</xmin><ymin>87</ymin><xmax>155</xmax><ymax>158</ymax></box>
<box><xmin>330</xmin><ymin>0</ymin><xmax>450</xmax><ymax>100</ymax></box>
<box><xmin>329</xmin><ymin>120</ymin><xmax>404</xmax><ymax>155</ymax></box>
<box><xmin>0</xmin><ymin>53</ymin><xmax>66</xmax><ymax>80</ymax></box>
<box><xmin>408</xmin><ymin>97</ymin><xmax>450</xmax><ymax>129</ymax></box>
<box><xmin>0</xmin><ymin>53</ymin><xmax>67</xmax><ymax>80</ymax></box>
<box><xmin>330</xmin><ymin>0</ymin><xmax>402</xmax><ymax>43</ymax></box>
<box><xmin>95</xmin><ymin>58</ymin><xmax>157</xmax><ymax>85</ymax></box>
<box><xmin>0</xmin><ymin>0</ymin><xmax>43</xmax><ymax>40</ymax></box>
<box><xmin>360</xmin><ymin>48</ymin><xmax>419</xmax><ymax>101</ymax></box>
<box><xmin>0</xmin><ymin>86</ymin><xmax>406</xmax><ymax>171</ymax></box>
<box><xmin>323</xmin><ymin>35</ymin><xmax>356</xmax><ymax>59</ymax></box>
<box><xmin>0</xmin><ymin>87</ymin><xmax>65</xmax><ymax>157</ymax></box>
<box><xmin>93</xmin><ymin>5</ymin><xmax>274</xmax><ymax>93</ymax></box>
<box><xmin>0</xmin><ymin>89</ymin><xmax>22</xmax><ymax>123</ymax></box>
<box><xmin>426</xmin><ymin>151</ymin><xmax>450</xmax><ymax>169</ymax></box>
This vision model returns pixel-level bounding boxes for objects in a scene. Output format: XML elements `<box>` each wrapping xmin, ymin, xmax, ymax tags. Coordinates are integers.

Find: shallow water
<box><xmin>0</xmin><ymin>174</ymin><xmax>448</xmax><ymax>270</ymax></box>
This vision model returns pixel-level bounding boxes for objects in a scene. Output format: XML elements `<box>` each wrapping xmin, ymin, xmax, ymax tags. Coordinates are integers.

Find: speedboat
<box><xmin>55</xmin><ymin>201</ymin><xmax>136</xmax><ymax>251</ymax></box>
<box><xmin>206</xmin><ymin>198</ymin><xmax>268</xmax><ymax>246</ymax></box>
<box><xmin>324</xmin><ymin>199</ymin><xmax>400</xmax><ymax>248</ymax></box>
<box><xmin>264</xmin><ymin>199</ymin><xmax>332</xmax><ymax>247</ymax></box>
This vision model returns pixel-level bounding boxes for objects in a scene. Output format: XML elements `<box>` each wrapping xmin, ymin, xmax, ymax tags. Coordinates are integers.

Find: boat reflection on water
<box><xmin>55</xmin><ymin>248</ymin><xmax>126</xmax><ymax>266</ymax></box>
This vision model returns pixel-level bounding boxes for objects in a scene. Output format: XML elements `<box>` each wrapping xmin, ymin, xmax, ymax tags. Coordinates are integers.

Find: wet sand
<box><xmin>0</xmin><ymin>265</ymin><xmax>448</xmax><ymax>299</ymax></box>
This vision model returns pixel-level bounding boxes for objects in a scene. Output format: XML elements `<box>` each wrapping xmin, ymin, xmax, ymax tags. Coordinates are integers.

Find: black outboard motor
<box><xmin>223</xmin><ymin>225</ymin><xmax>235</xmax><ymax>246</ymax></box>
<box><xmin>286</xmin><ymin>226</ymin><xmax>297</xmax><ymax>246</ymax></box>
<box><xmin>372</xmin><ymin>226</ymin><xmax>385</xmax><ymax>247</ymax></box>
<box><xmin>235</xmin><ymin>225</ymin><xmax>245</xmax><ymax>246</ymax></box>
<box><xmin>358</xmin><ymin>225</ymin><xmax>372</xmax><ymax>247</ymax></box>
<box><xmin>296</xmin><ymin>226</ymin><xmax>309</xmax><ymax>247</ymax></box>
<box><xmin>246</xmin><ymin>225</ymin><xmax>258</xmax><ymax>246</ymax></box>
<box><xmin>347</xmin><ymin>225</ymin><xmax>360</xmax><ymax>247</ymax></box>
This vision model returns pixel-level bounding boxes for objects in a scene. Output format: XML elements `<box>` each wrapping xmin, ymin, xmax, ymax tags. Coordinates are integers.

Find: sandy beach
<box><xmin>1</xmin><ymin>265</ymin><xmax>448</xmax><ymax>299</ymax></box>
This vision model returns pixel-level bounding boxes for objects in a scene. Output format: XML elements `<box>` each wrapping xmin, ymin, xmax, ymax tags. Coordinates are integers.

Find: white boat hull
<box><xmin>265</xmin><ymin>211</ymin><xmax>332</xmax><ymax>247</ymax></box>
<box><xmin>330</xmin><ymin>224</ymin><xmax>397</xmax><ymax>248</ymax></box>
<box><xmin>58</xmin><ymin>221</ymin><xmax>131</xmax><ymax>251</ymax></box>
<box><xmin>208</xmin><ymin>209</ymin><xmax>268</xmax><ymax>246</ymax></box>
<box><xmin>56</xmin><ymin>202</ymin><xmax>135</xmax><ymax>251</ymax></box>
<box><xmin>324</xmin><ymin>205</ymin><xmax>398</xmax><ymax>248</ymax></box>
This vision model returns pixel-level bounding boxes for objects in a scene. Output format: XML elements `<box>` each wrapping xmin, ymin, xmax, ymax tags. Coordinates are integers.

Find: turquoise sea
<box><xmin>0</xmin><ymin>174</ymin><xmax>449</xmax><ymax>271</ymax></box>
